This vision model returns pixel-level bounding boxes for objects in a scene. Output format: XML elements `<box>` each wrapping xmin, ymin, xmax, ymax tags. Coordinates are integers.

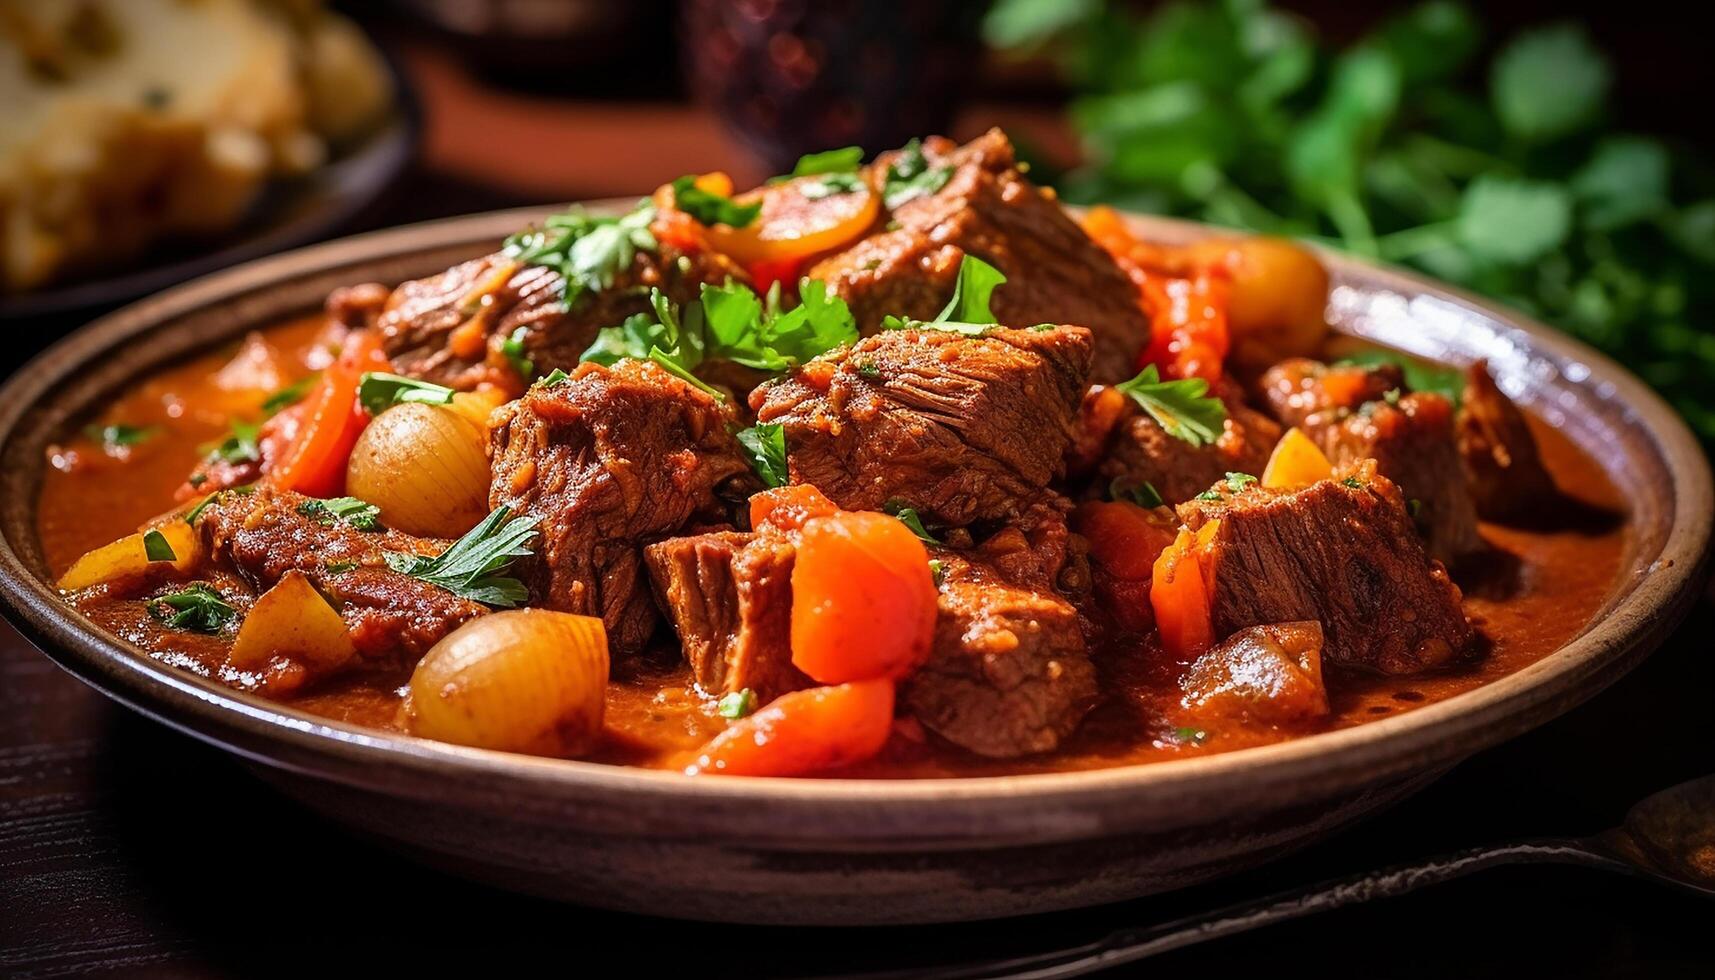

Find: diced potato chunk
<box><xmin>57</xmin><ymin>520</ymin><xmax>198</xmax><ymax>591</ymax></box>
<box><xmin>228</xmin><ymin>571</ymin><xmax>355</xmax><ymax>671</ymax></box>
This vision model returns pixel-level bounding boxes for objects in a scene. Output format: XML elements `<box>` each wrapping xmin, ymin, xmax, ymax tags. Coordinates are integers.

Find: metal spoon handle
<box><xmin>889</xmin><ymin>840</ymin><xmax>1621</xmax><ymax>980</ymax></box>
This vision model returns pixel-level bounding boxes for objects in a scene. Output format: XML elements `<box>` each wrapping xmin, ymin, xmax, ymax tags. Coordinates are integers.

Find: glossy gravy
<box><xmin>37</xmin><ymin>315</ymin><xmax>1632</xmax><ymax>776</ymax></box>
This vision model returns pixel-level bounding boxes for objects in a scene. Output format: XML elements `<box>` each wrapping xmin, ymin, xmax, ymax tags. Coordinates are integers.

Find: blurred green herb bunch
<box><xmin>986</xmin><ymin>0</ymin><xmax>1715</xmax><ymax>437</ymax></box>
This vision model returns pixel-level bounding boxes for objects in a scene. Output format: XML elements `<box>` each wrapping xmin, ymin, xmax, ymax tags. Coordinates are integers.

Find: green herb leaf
<box><xmin>790</xmin><ymin>146</ymin><xmax>864</xmax><ymax>177</ymax></box>
<box><xmin>503</xmin><ymin>202</ymin><xmax>658</xmax><ymax>305</ymax></box>
<box><xmin>1341</xmin><ymin>476</ymin><xmax>1366</xmax><ymax>489</ymax></box>
<box><xmin>671</xmin><ymin>176</ymin><xmax>762</xmax><ymax>228</ymax></box>
<box><xmin>1224</xmin><ymin>472</ymin><xmax>1258</xmax><ymax>491</ymax></box>
<box><xmin>1335</xmin><ymin>350</ymin><xmax>1465</xmax><ymax>407</ymax></box>
<box><xmin>928</xmin><ymin>558</ymin><xmax>946</xmax><ymax>589</ymax></box>
<box><xmin>325</xmin><ymin>561</ymin><xmax>359</xmax><ymax>574</ymax></box>
<box><xmin>261</xmin><ymin>374</ymin><xmax>319</xmax><ymax>416</ymax></box>
<box><xmin>534</xmin><ymin>367</ymin><xmax>572</xmax><ymax>388</ymax></box>
<box><xmin>648</xmin><ymin>346</ymin><xmax>726</xmax><ymax>401</ymax></box>
<box><xmin>1115</xmin><ymin>365</ymin><xmax>1228</xmax><ymax>447</ymax></box>
<box><xmin>1195</xmin><ymin>489</ymin><xmax>1224</xmax><ymax>501</ymax></box>
<box><xmin>736</xmin><ymin>423</ymin><xmax>788</xmax><ymax>489</ymax></box>
<box><xmin>142</xmin><ymin>529</ymin><xmax>175</xmax><ymax>562</ymax></box>
<box><xmin>296</xmin><ymin>496</ymin><xmax>382</xmax><ymax>531</ymax></box>
<box><xmin>1172</xmin><ymin>725</ymin><xmax>1208</xmax><ymax>745</ymax></box>
<box><xmin>1491</xmin><ymin>24</ymin><xmax>1608</xmax><ymax>142</ymax></box>
<box><xmin>1572</xmin><ymin>137</ymin><xmax>1670</xmax><ymax>231</ymax></box>
<box><xmin>717</xmin><ymin>688</ymin><xmax>757</xmax><ymax>719</ymax></box>
<box><xmin>1456</xmin><ymin>175</ymin><xmax>1571</xmax><ymax>265</ymax></box>
<box><xmin>885</xmin><ymin>502</ymin><xmax>940</xmax><ymax>544</ymax></box>
<box><xmin>207</xmin><ymin>419</ymin><xmax>261</xmax><ymax>465</ymax></box>
<box><xmin>384</xmin><ymin>506</ymin><xmax>539</xmax><ymax>608</ymax></box>
<box><xmin>1109</xmin><ymin>478</ymin><xmax>1164</xmax><ymax>509</ymax></box>
<box><xmin>881</xmin><ymin>255</ymin><xmax>1007</xmax><ymax>334</ymax></box>
<box><xmin>148</xmin><ymin>583</ymin><xmax>237</xmax><ymax>633</ymax></box>
<box><xmin>358</xmin><ymin>373</ymin><xmax>456</xmax><ymax>415</ymax></box>
<box><xmin>501</xmin><ymin>326</ymin><xmax>536</xmax><ymax>382</ymax></box>
<box><xmin>85</xmin><ymin>423</ymin><xmax>159</xmax><ymax>449</ymax></box>
<box><xmin>882</xmin><ymin>138</ymin><xmax>953</xmax><ymax>209</ymax></box>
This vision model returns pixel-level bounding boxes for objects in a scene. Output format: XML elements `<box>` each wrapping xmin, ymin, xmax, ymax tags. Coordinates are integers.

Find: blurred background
<box><xmin>5</xmin><ymin>0</ymin><xmax>1714</xmax><ymax>439</ymax></box>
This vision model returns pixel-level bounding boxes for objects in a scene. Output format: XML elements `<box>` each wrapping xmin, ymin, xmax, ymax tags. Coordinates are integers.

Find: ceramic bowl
<box><xmin>0</xmin><ymin>207</ymin><xmax>1707</xmax><ymax>925</ymax></box>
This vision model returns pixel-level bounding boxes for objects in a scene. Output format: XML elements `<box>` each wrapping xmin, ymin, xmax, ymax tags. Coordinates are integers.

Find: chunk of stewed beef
<box><xmin>1076</xmin><ymin>381</ymin><xmax>1282</xmax><ymax>505</ymax></box>
<box><xmin>195</xmin><ymin>486</ymin><xmax>488</xmax><ymax>665</ymax></box>
<box><xmin>807</xmin><ymin>129</ymin><xmax>1150</xmax><ymax>384</ymax></box>
<box><xmin>1180</xmin><ymin>621</ymin><xmax>1329</xmax><ymax>727</ymax></box>
<box><xmin>646</xmin><ymin>507</ymin><xmax>1097</xmax><ymax>759</ymax></box>
<box><xmin>488</xmin><ymin>360</ymin><xmax>753</xmax><ymax>656</ymax></box>
<box><xmin>1177</xmin><ymin>462</ymin><xmax>1472</xmax><ymax>674</ymax></box>
<box><xmin>1458</xmin><ymin>360</ymin><xmax>1557</xmax><ymax>519</ymax></box>
<box><xmin>1259</xmin><ymin>357</ymin><xmax>1482</xmax><ymax>563</ymax></box>
<box><xmin>752</xmin><ymin>325</ymin><xmax>1093</xmax><ymax>527</ymax></box>
<box><xmin>374</xmin><ymin>243</ymin><xmax>744</xmax><ymax>396</ymax></box>
<box><xmin>642</xmin><ymin>530</ymin><xmax>808</xmax><ymax>703</ymax></box>
<box><xmin>904</xmin><ymin>549</ymin><xmax>1098</xmax><ymax>759</ymax></box>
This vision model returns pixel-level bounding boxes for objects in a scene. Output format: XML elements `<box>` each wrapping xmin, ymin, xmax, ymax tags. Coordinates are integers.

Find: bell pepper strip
<box><xmin>1082</xmin><ymin>205</ymin><xmax>1233</xmax><ymax>383</ymax></box>
<box><xmin>667</xmin><ymin>173</ymin><xmax>878</xmax><ymax>267</ymax></box>
<box><xmin>746</xmin><ymin>257</ymin><xmax>806</xmax><ymax>296</ymax></box>
<box><xmin>790</xmin><ymin>510</ymin><xmax>937</xmax><ymax>684</ymax></box>
<box><xmin>266</xmin><ymin>331</ymin><xmax>388</xmax><ymax>497</ymax></box>
<box><xmin>685</xmin><ymin>679</ymin><xmax>896</xmax><ymax>776</ymax></box>
<box><xmin>1261</xmin><ymin>427</ymin><xmax>1334</xmax><ymax>489</ymax></box>
<box><xmin>1151</xmin><ymin>519</ymin><xmax>1222</xmax><ymax>660</ymax></box>
<box><xmin>1073</xmin><ymin>500</ymin><xmax>1181</xmax><ymax>634</ymax></box>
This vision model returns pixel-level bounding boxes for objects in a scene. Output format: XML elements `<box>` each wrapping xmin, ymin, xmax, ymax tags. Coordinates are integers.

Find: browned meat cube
<box><xmin>643</xmin><ymin>530</ymin><xmax>809</xmax><ymax>703</ymax></box>
<box><xmin>807</xmin><ymin>129</ymin><xmax>1151</xmax><ymax>384</ymax></box>
<box><xmin>1180</xmin><ymin>621</ymin><xmax>1329</xmax><ymax>727</ymax></box>
<box><xmin>489</xmin><ymin>360</ymin><xmax>753</xmax><ymax>656</ymax></box>
<box><xmin>196</xmin><ymin>486</ymin><xmax>488</xmax><ymax>665</ymax></box>
<box><xmin>753</xmin><ymin>325</ymin><xmax>1093</xmax><ymax>527</ymax></box>
<box><xmin>1259</xmin><ymin>358</ymin><xmax>1482</xmax><ymax>563</ymax></box>
<box><xmin>647</xmin><ymin>514</ymin><xmax>1097</xmax><ymax>759</ymax></box>
<box><xmin>904</xmin><ymin>550</ymin><xmax>1098</xmax><ymax>759</ymax></box>
<box><xmin>1178</xmin><ymin>462</ymin><xmax>1473</xmax><ymax>674</ymax></box>
<box><xmin>1458</xmin><ymin>359</ymin><xmax>1557</xmax><ymax>519</ymax></box>
<box><xmin>1078</xmin><ymin>382</ymin><xmax>1282</xmax><ymax>505</ymax></box>
<box><xmin>375</xmin><ymin>243</ymin><xmax>744</xmax><ymax>395</ymax></box>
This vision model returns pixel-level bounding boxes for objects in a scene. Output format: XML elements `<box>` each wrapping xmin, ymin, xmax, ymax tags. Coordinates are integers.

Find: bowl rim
<box><xmin>0</xmin><ymin>205</ymin><xmax>1707</xmax><ymax>840</ymax></box>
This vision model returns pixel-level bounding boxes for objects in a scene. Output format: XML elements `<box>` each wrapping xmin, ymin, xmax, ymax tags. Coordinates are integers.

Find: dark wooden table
<box><xmin>4</xmin><ymin>40</ymin><xmax>1713</xmax><ymax>979</ymax></box>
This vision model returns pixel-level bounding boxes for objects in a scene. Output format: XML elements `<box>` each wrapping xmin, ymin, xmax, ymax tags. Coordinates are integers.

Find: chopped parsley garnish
<box><xmin>1115</xmin><ymin>365</ymin><xmax>1228</xmax><ymax>448</ymax></box>
<box><xmin>142</xmin><ymin>530</ymin><xmax>175</xmax><ymax>562</ymax></box>
<box><xmin>881</xmin><ymin>255</ymin><xmax>1007</xmax><ymax>334</ymax></box>
<box><xmin>582</xmin><ymin>280</ymin><xmax>857</xmax><ymax>392</ymax></box>
<box><xmin>534</xmin><ymin>367</ymin><xmax>572</xmax><ymax>388</ymax></box>
<box><xmin>85</xmin><ymin>423</ymin><xmax>158</xmax><ymax>449</ymax></box>
<box><xmin>187</xmin><ymin>473</ymin><xmax>207</xmax><ymax>489</ymax></box>
<box><xmin>296</xmin><ymin>497</ymin><xmax>382</xmax><ymax>531</ymax></box>
<box><xmin>800</xmin><ymin>173</ymin><xmax>865</xmax><ymax>199</ymax></box>
<box><xmin>357</xmin><ymin>372</ymin><xmax>455</xmax><ymax>415</ymax></box>
<box><xmin>325</xmin><ymin>561</ymin><xmax>359</xmax><ymax>574</ymax></box>
<box><xmin>718</xmin><ymin>688</ymin><xmax>757</xmax><ymax>719</ymax></box>
<box><xmin>1341</xmin><ymin>476</ymin><xmax>1366</xmax><ymax>489</ymax></box>
<box><xmin>1335</xmin><ymin>350</ymin><xmax>1465</xmax><ymax>408</ymax></box>
<box><xmin>1110</xmin><ymin>478</ymin><xmax>1164</xmax><ymax>509</ymax></box>
<box><xmin>1195</xmin><ymin>489</ymin><xmax>1224</xmax><ymax>501</ymax></box>
<box><xmin>503</xmin><ymin>202</ymin><xmax>658</xmax><ymax>306</ymax></box>
<box><xmin>207</xmin><ymin>419</ymin><xmax>261</xmax><ymax>465</ymax></box>
<box><xmin>1225</xmin><ymin>472</ymin><xmax>1258</xmax><ymax>492</ymax></box>
<box><xmin>148</xmin><ymin>583</ymin><xmax>237</xmax><ymax>633</ymax></box>
<box><xmin>261</xmin><ymin>374</ymin><xmax>319</xmax><ymax>415</ymax></box>
<box><xmin>1172</xmin><ymin>726</ymin><xmax>1209</xmax><ymax>745</ymax></box>
<box><xmin>1383</xmin><ymin>387</ymin><xmax>1402</xmax><ymax>406</ymax></box>
<box><xmin>885</xmin><ymin>502</ymin><xmax>940</xmax><ymax>544</ymax></box>
<box><xmin>1408</xmin><ymin>498</ymin><xmax>1424</xmax><ymax>518</ymax></box>
<box><xmin>384</xmin><ymin>506</ymin><xmax>539</xmax><ymax>608</ymax></box>
<box><xmin>788</xmin><ymin>146</ymin><xmax>863</xmax><ymax>177</ymax></box>
<box><xmin>501</xmin><ymin>327</ymin><xmax>535</xmax><ymax>382</ymax></box>
<box><xmin>736</xmin><ymin>423</ymin><xmax>788</xmax><ymax>489</ymax></box>
<box><xmin>671</xmin><ymin>176</ymin><xmax>762</xmax><ymax>228</ymax></box>
<box><xmin>882</xmin><ymin>138</ymin><xmax>953</xmax><ymax>209</ymax></box>
<box><xmin>928</xmin><ymin>558</ymin><xmax>946</xmax><ymax>588</ymax></box>
<box><xmin>185</xmin><ymin>494</ymin><xmax>217</xmax><ymax>526</ymax></box>
<box><xmin>856</xmin><ymin>359</ymin><xmax>881</xmax><ymax>379</ymax></box>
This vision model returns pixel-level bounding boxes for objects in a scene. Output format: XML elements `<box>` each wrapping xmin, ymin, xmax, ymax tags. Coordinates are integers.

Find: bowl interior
<box><xmin>0</xmin><ymin>207</ymin><xmax>1705</xmax><ymax>841</ymax></box>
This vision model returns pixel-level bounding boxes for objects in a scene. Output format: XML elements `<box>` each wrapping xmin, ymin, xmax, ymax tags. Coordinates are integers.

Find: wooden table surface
<box><xmin>4</xmin><ymin>38</ymin><xmax>1713</xmax><ymax>979</ymax></box>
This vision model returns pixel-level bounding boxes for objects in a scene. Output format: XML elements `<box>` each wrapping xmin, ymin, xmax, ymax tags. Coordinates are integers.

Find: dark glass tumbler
<box><xmin>680</xmin><ymin>0</ymin><xmax>982</xmax><ymax>174</ymax></box>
